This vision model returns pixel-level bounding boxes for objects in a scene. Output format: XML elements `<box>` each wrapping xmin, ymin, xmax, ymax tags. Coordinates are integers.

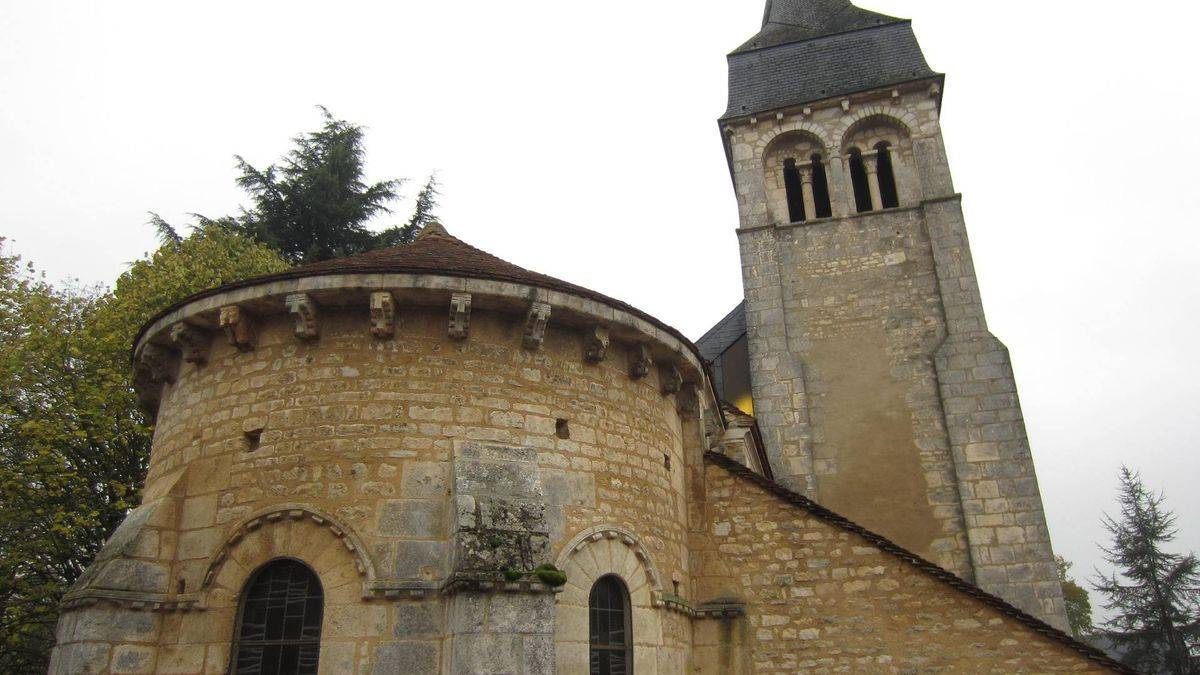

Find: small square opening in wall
<box><xmin>555</xmin><ymin>418</ymin><xmax>570</xmax><ymax>439</ymax></box>
<box><xmin>244</xmin><ymin>428</ymin><xmax>263</xmax><ymax>452</ymax></box>
<box><xmin>663</xmin><ymin>453</ymin><xmax>671</xmax><ymax>471</ymax></box>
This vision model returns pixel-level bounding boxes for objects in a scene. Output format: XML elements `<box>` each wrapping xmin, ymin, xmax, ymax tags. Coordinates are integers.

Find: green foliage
<box><xmin>1056</xmin><ymin>556</ymin><xmax>1094</xmax><ymax>639</ymax></box>
<box><xmin>223</xmin><ymin>106</ymin><xmax>438</xmax><ymax>264</ymax></box>
<box><xmin>502</xmin><ymin>567</ymin><xmax>524</xmax><ymax>582</ymax></box>
<box><xmin>0</xmin><ymin>230</ymin><xmax>285</xmax><ymax>672</ymax></box>
<box><xmin>375</xmin><ymin>173</ymin><xmax>440</xmax><ymax>248</ymax></box>
<box><xmin>1092</xmin><ymin>467</ymin><xmax>1199</xmax><ymax>674</ymax></box>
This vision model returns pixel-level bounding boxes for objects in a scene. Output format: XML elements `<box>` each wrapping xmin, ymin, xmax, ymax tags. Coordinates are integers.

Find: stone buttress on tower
<box><xmin>708</xmin><ymin>0</ymin><xmax>1070</xmax><ymax>628</ymax></box>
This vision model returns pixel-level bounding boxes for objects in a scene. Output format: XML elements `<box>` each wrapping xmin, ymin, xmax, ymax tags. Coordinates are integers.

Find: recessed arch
<box><xmin>834</xmin><ymin>106</ymin><xmax>917</xmax><ymax>149</ymax></box>
<box><xmin>200</xmin><ymin>504</ymin><xmax>377</xmax><ymax>598</ymax></box>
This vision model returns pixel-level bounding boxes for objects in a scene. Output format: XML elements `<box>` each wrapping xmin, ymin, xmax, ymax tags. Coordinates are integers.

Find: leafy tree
<box><xmin>1057</xmin><ymin>555</ymin><xmax>1094</xmax><ymax>639</ymax></box>
<box><xmin>0</xmin><ymin>229</ymin><xmax>286</xmax><ymax>672</ymax></box>
<box><xmin>1093</xmin><ymin>467</ymin><xmax>1199</xmax><ymax>674</ymax></box>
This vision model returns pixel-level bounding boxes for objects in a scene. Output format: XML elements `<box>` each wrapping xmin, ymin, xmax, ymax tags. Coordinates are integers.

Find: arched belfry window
<box><xmin>589</xmin><ymin>575</ymin><xmax>632</xmax><ymax>675</ymax></box>
<box><xmin>234</xmin><ymin>559</ymin><xmax>324</xmax><ymax>675</ymax></box>
<box><xmin>847</xmin><ymin>148</ymin><xmax>872</xmax><ymax>213</ymax></box>
<box><xmin>874</xmin><ymin>141</ymin><xmax>899</xmax><ymax>209</ymax></box>
<box><xmin>810</xmin><ymin>153</ymin><xmax>833</xmax><ymax>219</ymax></box>
<box><xmin>782</xmin><ymin>158</ymin><xmax>805</xmax><ymax>223</ymax></box>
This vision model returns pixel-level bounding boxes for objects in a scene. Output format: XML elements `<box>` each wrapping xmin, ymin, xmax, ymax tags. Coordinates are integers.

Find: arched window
<box><xmin>847</xmin><ymin>148</ymin><xmax>872</xmax><ymax>213</ymax></box>
<box><xmin>782</xmin><ymin>158</ymin><xmax>805</xmax><ymax>223</ymax></box>
<box><xmin>234</xmin><ymin>559</ymin><xmax>324</xmax><ymax>675</ymax></box>
<box><xmin>874</xmin><ymin>141</ymin><xmax>899</xmax><ymax>209</ymax></box>
<box><xmin>810</xmin><ymin>153</ymin><xmax>833</xmax><ymax>219</ymax></box>
<box><xmin>589</xmin><ymin>575</ymin><xmax>632</xmax><ymax>675</ymax></box>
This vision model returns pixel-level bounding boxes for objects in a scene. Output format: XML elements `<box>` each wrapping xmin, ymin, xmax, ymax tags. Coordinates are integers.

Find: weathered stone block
<box><xmin>378</xmin><ymin>499</ymin><xmax>448</xmax><ymax>538</ymax></box>
<box><xmin>372</xmin><ymin>641</ymin><xmax>439</xmax><ymax>675</ymax></box>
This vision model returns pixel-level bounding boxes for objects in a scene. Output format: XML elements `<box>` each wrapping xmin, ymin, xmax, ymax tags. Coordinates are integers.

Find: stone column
<box><xmin>798</xmin><ymin>166</ymin><xmax>817</xmax><ymax>222</ymax></box>
<box><xmin>827</xmin><ymin>154</ymin><xmax>850</xmax><ymax>217</ymax></box>
<box><xmin>863</xmin><ymin>152</ymin><xmax>883</xmax><ymax>212</ymax></box>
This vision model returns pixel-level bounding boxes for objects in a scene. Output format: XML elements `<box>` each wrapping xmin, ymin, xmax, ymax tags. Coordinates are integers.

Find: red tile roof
<box><xmin>133</xmin><ymin>223</ymin><xmax>705</xmax><ymax>369</ymax></box>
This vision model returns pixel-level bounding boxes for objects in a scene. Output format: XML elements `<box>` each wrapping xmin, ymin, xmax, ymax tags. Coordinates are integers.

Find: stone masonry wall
<box><xmin>52</xmin><ymin>303</ymin><xmax>695</xmax><ymax>673</ymax></box>
<box><xmin>694</xmin><ymin>457</ymin><xmax>1112</xmax><ymax>673</ymax></box>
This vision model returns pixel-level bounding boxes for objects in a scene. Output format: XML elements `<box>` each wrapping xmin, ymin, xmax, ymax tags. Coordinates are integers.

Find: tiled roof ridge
<box><xmin>703</xmin><ymin>451</ymin><xmax>1134</xmax><ymax>673</ymax></box>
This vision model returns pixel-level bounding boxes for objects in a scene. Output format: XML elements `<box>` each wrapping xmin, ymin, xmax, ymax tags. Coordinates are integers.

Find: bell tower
<box><xmin>716</xmin><ymin>0</ymin><xmax>1069</xmax><ymax>629</ymax></box>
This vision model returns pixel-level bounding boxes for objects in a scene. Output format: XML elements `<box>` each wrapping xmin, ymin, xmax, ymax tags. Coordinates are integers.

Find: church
<box><xmin>50</xmin><ymin>1</ymin><xmax>1129</xmax><ymax>672</ymax></box>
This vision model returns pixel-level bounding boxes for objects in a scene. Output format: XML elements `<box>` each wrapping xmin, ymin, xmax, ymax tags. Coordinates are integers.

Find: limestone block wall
<box><xmin>52</xmin><ymin>294</ymin><xmax>706</xmax><ymax>674</ymax></box>
<box><xmin>695</xmin><ymin>455</ymin><xmax>1118</xmax><ymax>674</ymax></box>
<box><xmin>724</xmin><ymin>80</ymin><xmax>1069</xmax><ymax>629</ymax></box>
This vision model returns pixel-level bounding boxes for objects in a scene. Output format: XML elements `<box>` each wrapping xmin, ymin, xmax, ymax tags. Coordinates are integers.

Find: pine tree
<box><xmin>375</xmin><ymin>173</ymin><xmax>441</xmax><ymax>247</ymax></box>
<box><xmin>1093</xmin><ymin>467</ymin><xmax>1199</xmax><ymax>674</ymax></box>
<box><xmin>232</xmin><ymin>106</ymin><xmax>403</xmax><ymax>264</ymax></box>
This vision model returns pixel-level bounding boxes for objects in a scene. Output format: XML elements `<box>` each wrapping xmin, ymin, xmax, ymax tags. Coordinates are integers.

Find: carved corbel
<box><xmin>629</xmin><ymin>344</ymin><xmax>653</xmax><ymax>380</ymax></box>
<box><xmin>169</xmin><ymin>323</ymin><xmax>211</xmax><ymax>365</ymax></box>
<box><xmin>676</xmin><ymin>384</ymin><xmax>700</xmax><ymax>417</ymax></box>
<box><xmin>219</xmin><ymin>305</ymin><xmax>257</xmax><ymax>351</ymax></box>
<box><xmin>448</xmin><ymin>293</ymin><xmax>472</xmax><ymax>340</ymax></box>
<box><xmin>139</xmin><ymin>343</ymin><xmax>177</xmax><ymax>385</ymax></box>
<box><xmin>584</xmin><ymin>326</ymin><xmax>609</xmax><ymax>364</ymax></box>
<box><xmin>369</xmin><ymin>292</ymin><xmax>396</xmax><ymax>339</ymax></box>
<box><xmin>522</xmin><ymin>302</ymin><xmax>551</xmax><ymax>351</ymax></box>
<box><xmin>132</xmin><ymin>366</ymin><xmax>160</xmax><ymax>412</ymax></box>
<box><xmin>660</xmin><ymin>364</ymin><xmax>683</xmax><ymax>396</ymax></box>
<box><xmin>285</xmin><ymin>293</ymin><xmax>319</xmax><ymax>341</ymax></box>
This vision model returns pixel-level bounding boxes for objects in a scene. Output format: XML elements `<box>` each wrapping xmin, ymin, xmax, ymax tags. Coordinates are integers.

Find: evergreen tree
<box><xmin>375</xmin><ymin>173</ymin><xmax>440</xmax><ymax>248</ymax></box>
<box><xmin>1057</xmin><ymin>556</ymin><xmax>1094</xmax><ymax>639</ymax></box>
<box><xmin>1093</xmin><ymin>467</ymin><xmax>1199</xmax><ymax>674</ymax></box>
<box><xmin>229</xmin><ymin>106</ymin><xmax>437</xmax><ymax>264</ymax></box>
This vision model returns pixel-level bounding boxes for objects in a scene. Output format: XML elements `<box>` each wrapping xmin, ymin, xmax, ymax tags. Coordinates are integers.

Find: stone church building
<box><xmin>51</xmin><ymin>1</ymin><xmax>1130</xmax><ymax>673</ymax></box>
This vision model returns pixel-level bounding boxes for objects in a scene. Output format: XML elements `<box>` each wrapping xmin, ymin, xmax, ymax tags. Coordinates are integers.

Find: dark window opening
<box><xmin>556</xmin><ymin>418</ymin><xmax>570</xmax><ymax>440</ymax></box>
<box><xmin>590</xmin><ymin>575</ymin><xmax>632</xmax><ymax>675</ymax></box>
<box><xmin>874</xmin><ymin>142</ymin><xmax>899</xmax><ymax>208</ymax></box>
<box><xmin>234</xmin><ymin>559</ymin><xmax>323</xmax><ymax>675</ymax></box>
<box><xmin>782</xmin><ymin>158</ymin><xmax>806</xmax><ymax>223</ymax></box>
<box><xmin>810</xmin><ymin>154</ymin><xmax>833</xmax><ymax>219</ymax></box>
<box><xmin>177</xmin><ymin>579</ymin><xmax>186</xmax><ymax>594</ymax></box>
<box><xmin>848</xmin><ymin>148</ymin><xmax>872</xmax><ymax>213</ymax></box>
<box><xmin>244</xmin><ymin>427</ymin><xmax>263</xmax><ymax>452</ymax></box>
<box><xmin>663</xmin><ymin>453</ymin><xmax>671</xmax><ymax>471</ymax></box>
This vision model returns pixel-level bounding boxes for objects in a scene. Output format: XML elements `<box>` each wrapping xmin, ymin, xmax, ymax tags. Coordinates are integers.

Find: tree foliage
<box><xmin>1093</xmin><ymin>467</ymin><xmax>1199</xmax><ymax>674</ymax></box>
<box><xmin>1057</xmin><ymin>555</ymin><xmax>1094</xmax><ymax>639</ymax></box>
<box><xmin>0</xmin><ymin>229</ymin><xmax>286</xmax><ymax>671</ymax></box>
<box><xmin>224</xmin><ymin>106</ymin><xmax>437</xmax><ymax>263</ymax></box>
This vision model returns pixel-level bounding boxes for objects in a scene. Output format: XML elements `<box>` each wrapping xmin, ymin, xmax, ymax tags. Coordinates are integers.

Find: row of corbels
<box><xmin>134</xmin><ymin>291</ymin><xmax>701</xmax><ymax>409</ymax></box>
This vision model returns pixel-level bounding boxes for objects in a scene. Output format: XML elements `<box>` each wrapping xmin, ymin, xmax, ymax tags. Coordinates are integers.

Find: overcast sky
<box><xmin>2</xmin><ymin>1</ymin><xmax>1197</xmax><ymax>618</ymax></box>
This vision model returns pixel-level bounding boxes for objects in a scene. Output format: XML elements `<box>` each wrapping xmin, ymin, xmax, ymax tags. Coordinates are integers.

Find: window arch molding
<box><xmin>200</xmin><ymin>504</ymin><xmax>378</xmax><ymax>598</ymax></box>
<box><xmin>832</xmin><ymin>106</ymin><xmax>917</xmax><ymax>147</ymax></box>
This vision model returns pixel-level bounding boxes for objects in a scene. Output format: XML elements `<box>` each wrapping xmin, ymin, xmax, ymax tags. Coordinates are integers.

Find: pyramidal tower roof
<box><xmin>735</xmin><ymin>0</ymin><xmax>903</xmax><ymax>53</ymax></box>
<box><xmin>723</xmin><ymin>0</ymin><xmax>938</xmax><ymax>120</ymax></box>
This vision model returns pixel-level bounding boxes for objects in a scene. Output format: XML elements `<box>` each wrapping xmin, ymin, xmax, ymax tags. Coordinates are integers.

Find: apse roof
<box><xmin>132</xmin><ymin>223</ymin><xmax>706</xmax><ymax>368</ymax></box>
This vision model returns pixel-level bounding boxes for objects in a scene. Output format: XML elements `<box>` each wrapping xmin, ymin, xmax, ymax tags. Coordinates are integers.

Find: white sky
<box><xmin>2</xmin><ymin>1</ymin><xmax>1197</xmax><ymax>620</ymax></box>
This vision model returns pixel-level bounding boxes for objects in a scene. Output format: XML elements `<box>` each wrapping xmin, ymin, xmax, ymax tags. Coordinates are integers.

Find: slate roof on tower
<box><xmin>722</xmin><ymin>0</ymin><xmax>939</xmax><ymax>120</ymax></box>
